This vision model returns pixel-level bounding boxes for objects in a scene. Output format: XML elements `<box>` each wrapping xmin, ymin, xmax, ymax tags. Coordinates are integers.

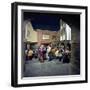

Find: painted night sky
<box><xmin>23</xmin><ymin>12</ymin><xmax>80</xmax><ymax>31</ymax></box>
<box><xmin>23</xmin><ymin>12</ymin><xmax>61</xmax><ymax>31</ymax></box>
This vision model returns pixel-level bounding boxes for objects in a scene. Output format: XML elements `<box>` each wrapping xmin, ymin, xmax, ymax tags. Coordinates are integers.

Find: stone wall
<box><xmin>37</xmin><ymin>29</ymin><xmax>58</xmax><ymax>45</ymax></box>
<box><xmin>71</xmin><ymin>25</ymin><xmax>80</xmax><ymax>73</ymax></box>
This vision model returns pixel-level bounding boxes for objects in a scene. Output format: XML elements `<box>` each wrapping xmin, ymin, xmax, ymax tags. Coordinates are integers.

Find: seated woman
<box><xmin>28</xmin><ymin>48</ymin><xmax>34</xmax><ymax>60</ymax></box>
<box><xmin>55</xmin><ymin>47</ymin><xmax>63</xmax><ymax>61</ymax></box>
<box><xmin>25</xmin><ymin>44</ymin><xmax>33</xmax><ymax>61</ymax></box>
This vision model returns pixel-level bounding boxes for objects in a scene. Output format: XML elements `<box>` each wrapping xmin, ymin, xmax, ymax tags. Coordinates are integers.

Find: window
<box><xmin>42</xmin><ymin>34</ymin><xmax>50</xmax><ymax>39</ymax></box>
<box><xmin>66</xmin><ymin>24</ymin><xmax>71</xmax><ymax>40</ymax></box>
<box><xmin>60</xmin><ymin>20</ymin><xmax>71</xmax><ymax>41</ymax></box>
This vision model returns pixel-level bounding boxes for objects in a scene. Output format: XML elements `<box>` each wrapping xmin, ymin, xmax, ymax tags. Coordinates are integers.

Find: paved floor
<box><xmin>23</xmin><ymin>58</ymin><xmax>80</xmax><ymax>77</ymax></box>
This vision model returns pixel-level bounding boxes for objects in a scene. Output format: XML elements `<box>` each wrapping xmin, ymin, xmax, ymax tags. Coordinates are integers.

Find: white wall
<box><xmin>25</xmin><ymin>21</ymin><xmax>37</xmax><ymax>42</ymax></box>
<box><xmin>0</xmin><ymin>0</ymin><xmax>89</xmax><ymax>89</ymax></box>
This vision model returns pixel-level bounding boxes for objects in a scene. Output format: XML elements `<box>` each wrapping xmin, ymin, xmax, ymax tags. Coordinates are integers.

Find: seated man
<box><xmin>48</xmin><ymin>47</ymin><xmax>56</xmax><ymax>61</ymax></box>
<box><xmin>63</xmin><ymin>46</ymin><xmax>71</xmax><ymax>63</ymax></box>
<box><xmin>25</xmin><ymin>48</ymin><xmax>33</xmax><ymax>60</ymax></box>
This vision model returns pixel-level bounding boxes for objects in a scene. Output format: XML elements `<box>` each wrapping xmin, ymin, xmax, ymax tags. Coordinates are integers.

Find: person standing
<box><xmin>38</xmin><ymin>45</ymin><xmax>45</xmax><ymax>63</ymax></box>
<box><xmin>46</xmin><ymin>45</ymin><xmax>51</xmax><ymax>60</ymax></box>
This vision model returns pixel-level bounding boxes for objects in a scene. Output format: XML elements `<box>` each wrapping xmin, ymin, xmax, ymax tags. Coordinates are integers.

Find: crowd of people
<box><xmin>25</xmin><ymin>42</ymin><xmax>71</xmax><ymax>63</ymax></box>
